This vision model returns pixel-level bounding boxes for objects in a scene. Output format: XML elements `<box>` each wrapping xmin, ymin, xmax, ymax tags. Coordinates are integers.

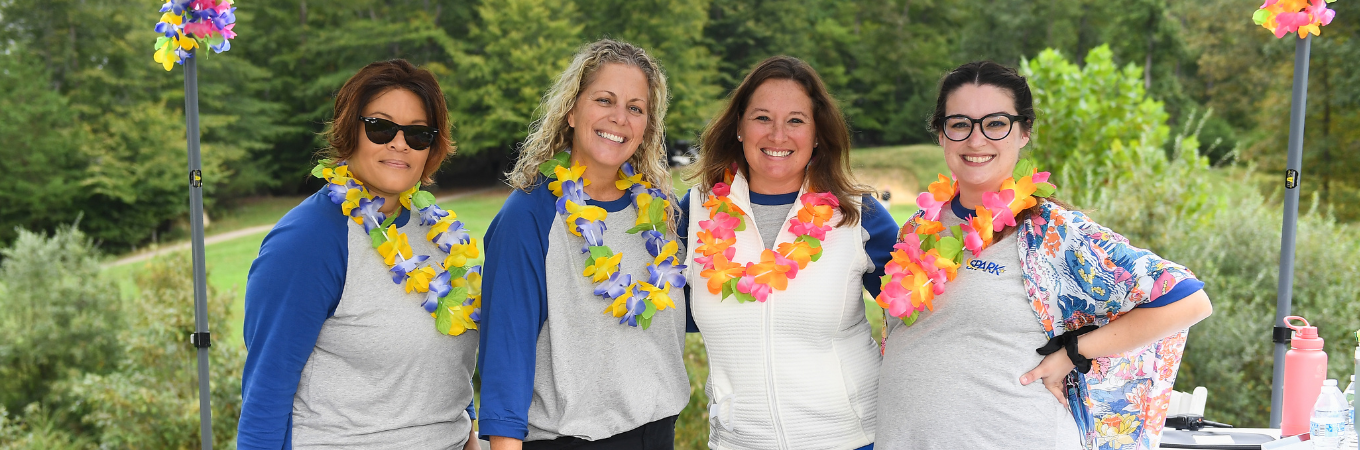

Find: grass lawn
<box><xmin>99</xmin><ymin>145</ymin><xmax>942</xmax><ymax>448</ymax></box>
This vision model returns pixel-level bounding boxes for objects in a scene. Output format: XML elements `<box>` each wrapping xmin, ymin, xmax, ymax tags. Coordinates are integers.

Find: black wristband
<box><xmin>1036</xmin><ymin>325</ymin><xmax>1099</xmax><ymax>373</ymax></box>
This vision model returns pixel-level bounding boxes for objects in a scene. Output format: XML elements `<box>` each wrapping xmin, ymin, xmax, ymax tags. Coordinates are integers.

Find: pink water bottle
<box><xmin>1281</xmin><ymin>315</ymin><xmax>1328</xmax><ymax>437</ymax></box>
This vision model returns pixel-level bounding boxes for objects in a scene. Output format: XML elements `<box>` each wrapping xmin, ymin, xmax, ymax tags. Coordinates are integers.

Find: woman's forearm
<box><xmin>489</xmin><ymin>436</ymin><xmax>523</xmax><ymax>450</ymax></box>
<box><xmin>1077</xmin><ymin>290</ymin><xmax>1213</xmax><ymax>358</ymax></box>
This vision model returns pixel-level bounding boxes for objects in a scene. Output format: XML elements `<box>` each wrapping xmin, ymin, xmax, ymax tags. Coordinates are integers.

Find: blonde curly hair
<box><xmin>506</xmin><ymin>39</ymin><xmax>674</xmax><ymax>214</ymax></box>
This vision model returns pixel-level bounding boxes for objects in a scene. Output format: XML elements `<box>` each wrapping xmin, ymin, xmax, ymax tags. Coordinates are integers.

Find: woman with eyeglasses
<box><xmin>477</xmin><ymin>39</ymin><xmax>688</xmax><ymax>450</ymax></box>
<box><xmin>872</xmin><ymin>61</ymin><xmax>1212</xmax><ymax>449</ymax></box>
<box><xmin>238</xmin><ymin>59</ymin><xmax>481</xmax><ymax>449</ymax></box>
<box><xmin>677</xmin><ymin>55</ymin><xmax>898</xmax><ymax>450</ymax></box>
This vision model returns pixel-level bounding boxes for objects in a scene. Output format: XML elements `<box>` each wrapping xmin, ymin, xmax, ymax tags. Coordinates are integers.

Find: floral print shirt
<box><xmin>900</xmin><ymin>201</ymin><xmax>1203</xmax><ymax>450</ymax></box>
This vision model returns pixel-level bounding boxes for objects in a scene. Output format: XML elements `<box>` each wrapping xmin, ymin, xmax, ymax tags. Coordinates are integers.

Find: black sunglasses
<box><xmin>360</xmin><ymin>116</ymin><xmax>438</xmax><ymax>150</ymax></box>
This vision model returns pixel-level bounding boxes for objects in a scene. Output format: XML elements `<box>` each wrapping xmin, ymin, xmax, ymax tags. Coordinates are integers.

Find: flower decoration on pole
<box><xmin>153</xmin><ymin>0</ymin><xmax>238</xmax><ymax>71</ymax></box>
<box><xmin>1253</xmin><ymin>0</ymin><xmax>1337</xmax><ymax>39</ymax></box>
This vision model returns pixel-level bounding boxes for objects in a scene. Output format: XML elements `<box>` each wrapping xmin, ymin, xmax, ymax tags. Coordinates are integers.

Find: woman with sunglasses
<box><xmin>238</xmin><ymin>59</ymin><xmax>481</xmax><ymax>450</ymax></box>
<box><xmin>872</xmin><ymin>61</ymin><xmax>1212</xmax><ymax>450</ymax></box>
<box><xmin>477</xmin><ymin>39</ymin><xmax>688</xmax><ymax>450</ymax></box>
<box><xmin>677</xmin><ymin>56</ymin><xmax>898</xmax><ymax>450</ymax></box>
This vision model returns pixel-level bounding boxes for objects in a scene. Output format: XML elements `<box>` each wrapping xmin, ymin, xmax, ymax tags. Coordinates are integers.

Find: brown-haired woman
<box><xmin>239</xmin><ymin>59</ymin><xmax>481</xmax><ymax>450</ymax></box>
<box><xmin>678</xmin><ymin>55</ymin><xmax>897</xmax><ymax>449</ymax></box>
<box><xmin>873</xmin><ymin>61</ymin><xmax>1211</xmax><ymax>449</ymax></box>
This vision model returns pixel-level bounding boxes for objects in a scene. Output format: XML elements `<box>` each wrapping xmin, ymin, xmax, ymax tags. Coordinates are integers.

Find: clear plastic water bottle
<box><xmin>1345</xmin><ymin>375</ymin><xmax>1358</xmax><ymax>449</ymax></box>
<box><xmin>1312</xmin><ymin>379</ymin><xmax>1348</xmax><ymax>450</ymax></box>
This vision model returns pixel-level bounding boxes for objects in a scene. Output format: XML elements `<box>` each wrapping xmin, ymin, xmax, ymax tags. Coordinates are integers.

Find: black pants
<box><xmin>522</xmin><ymin>415</ymin><xmax>678</xmax><ymax>450</ymax></box>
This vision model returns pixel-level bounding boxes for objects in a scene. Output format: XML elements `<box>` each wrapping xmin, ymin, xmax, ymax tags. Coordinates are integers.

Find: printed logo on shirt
<box><xmin>965</xmin><ymin>259</ymin><xmax>1006</xmax><ymax>276</ymax></box>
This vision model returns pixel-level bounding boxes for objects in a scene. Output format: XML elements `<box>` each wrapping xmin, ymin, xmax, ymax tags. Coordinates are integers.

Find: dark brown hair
<box><xmin>692</xmin><ymin>56</ymin><xmax>871</xmax><ymax>226</ymax></box>
<box><xmin>321</xmin><ymin>59</ymin><xmax>454</xmax><ymax>184</ymax></box>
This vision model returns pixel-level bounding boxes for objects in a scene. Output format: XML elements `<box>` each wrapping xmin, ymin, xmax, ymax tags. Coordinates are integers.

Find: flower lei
<box><xmin>313</xmin><ymin>161</ymin><xmax>482</xmax><ymax>336</ymax></box>
<box><xmin>152</xmin><ymin>0</ymin><xmax>238</xmax><ymax>71</ymax></box>
<box><xmin>875</xmin><ymin>159</ymin><xmax>1057</xmax><ymax>326</ymax></box>
<box><xmin>540</xmin><ymin>151</ymin><xmax>686</xmax><ymax>329</ymax></box>
<box><xmin>693</xmin><ymin>167</ymin><xmax>839</xmax><ymax>303</ymax></box>
<box><xmin>1253</xmin><ymin>0</ymin><xmax>1336</xmax><ymax>39</ymax></box>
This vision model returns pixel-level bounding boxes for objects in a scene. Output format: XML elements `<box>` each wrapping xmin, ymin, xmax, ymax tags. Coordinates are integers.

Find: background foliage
<box><xmin>2</xmin><ymin>0</ymin><xmax>1360</xmax><ymax>446</ymax></box>
<box><xmin>1</xmin><ymin>0</ymin><xmax>1358</xmax><ymax>252</ymax></box>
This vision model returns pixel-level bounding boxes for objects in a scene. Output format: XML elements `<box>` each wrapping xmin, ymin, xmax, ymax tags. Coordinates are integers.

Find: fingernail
<box><xmin>1019</xmin><ymin>376</ymin><xmax>1030</xmax><ymax>385</ymax></box>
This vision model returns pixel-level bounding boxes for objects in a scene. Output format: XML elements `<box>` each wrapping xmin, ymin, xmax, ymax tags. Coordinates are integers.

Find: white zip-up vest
<box><xmin>684</xmin><ymin>174</ymin><xmax>880</xmax><ymax>450</ymax></box>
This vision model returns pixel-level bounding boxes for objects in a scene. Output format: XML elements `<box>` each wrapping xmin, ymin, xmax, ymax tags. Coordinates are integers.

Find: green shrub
<box><xmin>51</xmin><ymin>252</ymin><xmax>244</xmax><ymax>449</ymax></box>
<box><xmin>0</xmin><ymin>225</ymin><xmax>123</xmax><ymax>414</ymax></box>
<box><xmin>0</xmin><ymin>404</ymin><xmax>91</xmax><ymax>450</ymax></box>
<box><xmin>1021</xmin><ymin>44</ymin><xmax>1360</xmax><ymax>428</ymax></box>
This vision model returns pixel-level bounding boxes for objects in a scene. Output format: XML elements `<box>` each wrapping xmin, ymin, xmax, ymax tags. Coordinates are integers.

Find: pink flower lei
<box><xmin>693</xmin><ymin>167</ymin><xmax>840</xmax><ymax>303</ymax></box>
<box><xmin>876</xmin><ymin>159</ymin><xmax>1057</xmax><ymax>326</ymax></box>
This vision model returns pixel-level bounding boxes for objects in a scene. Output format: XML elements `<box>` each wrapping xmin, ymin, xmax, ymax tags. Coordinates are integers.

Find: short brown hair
<box><xmin>321</xmin><ymin>59</ymin><xmax>454</xmax><ymax>184</ymax></box>
<box><xmin>692</xmin><ymin>56</ymin><xmax>871</xmax><ymax>226</ymax></box>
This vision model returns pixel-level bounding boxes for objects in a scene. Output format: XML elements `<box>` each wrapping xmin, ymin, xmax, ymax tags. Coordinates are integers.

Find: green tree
<box><xmin>574</xmin><ymin>0</ymin><xmax>723</xmax><ymax>142</ymax></box>
<box><xmin>441</xmin><ymin>0</ymin><xmax>583</xmax><ymax>155</ymax></box>
<box><xmin>0</xmin><ymin>48</ymin><xmax>91</xmax><ymax>247</ymax></box>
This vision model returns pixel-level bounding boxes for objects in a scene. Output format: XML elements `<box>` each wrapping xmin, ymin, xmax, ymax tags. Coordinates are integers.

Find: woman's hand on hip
<box><xmin>1020</xmin><ymin>350</ymin><xmax>1074</xmax><ymax>403</ymax></box>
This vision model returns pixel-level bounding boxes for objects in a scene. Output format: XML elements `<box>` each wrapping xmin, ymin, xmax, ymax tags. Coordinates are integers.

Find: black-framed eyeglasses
<box><xmin>942</xmin><ymin>113</ymin><xmax>1027</xmax><ymax>142</ymax></box>
<box><xmin>360</xmin><ymin>116</ymin><xmax>438</xmax><ymax>150</ymax></box>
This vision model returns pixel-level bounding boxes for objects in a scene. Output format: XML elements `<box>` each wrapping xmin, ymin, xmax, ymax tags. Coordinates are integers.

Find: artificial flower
<box><xmin>796</xmin><ymin>192</ymin><xmax>838</xmax><ymax>227</ymax></box>
<box><xmin>351</xmin><ymin>197</ymin><xmax>387</xmax><ymax>232</ymax></box>
<box><xmin>927</xmin><ymin>174</ymin><xmax>957</xmax><ymax>202</ymax></box>
<box><xmin>787</xmin><ymin>217</ymin><xmax>832</xmax><ymax>240</ymax></box>
<box><xmin>443</xmin><ymin>238</ymin><xmax>479</xmax><ymax>268</ymax></box>
<box><xmin>422</xmin><ymin>269</ymin><xmax>453</xmax><ymax>313</ymax></box>
<box><xmin>748</xmin><ymin>250</ymin><xmax>793</xmax><ymax>291</ymax></box>
<box><xmin>615</xmin><ymin>163</ymin><xmax>650</xmax><ymax>191</ymax></box>
<box><xmin>583</xmin><ymin>251</ymin><xmax>622</xmax><ymax>283</ymax></box>
<box><xmin>595</xmin><ymin>272</ymin><xmax>634</xmax><ymax>299</ymax></box>
<box><xmin>640</xmin><ymin>281</ymin><xmax>675</xmax><ymax>310</ymax></box>
<box><xmin>702</xmin><ymin>254</ymin><xmax>746</xmax><ymax>295</ymax></box>
<box><xmin>648</xmin><ymin>256</ymin><xmax>687</xmax><ymax>290</ymax></box>
<box><xmin>554</xmin><ymin>178</ymin><xmax>587</xmax><ymax>214</ymax></box>
<box><xmin>916</xmin><ymin>191</ymin><xmax>948</xmax><ymax>222</ymax></box>
<box><xmin>982</xmin><ymin>190</ymin><xmax>1017</xmax><ymax>231</ymax></box>
<box><xmin>576</xmin><ymin>217</ymin><xmax>608</xmax><ymax>249</ymax></box>
<box><xmin>404</xmin><ymin>265</ymin><xmax>438</xmax><ymax>293</ymax></box>
<box><xmin>548</xmin><ymin>163</ymin><xmax>587</xmax><ymax>196</ymax></box>
<box><xmin>389</xmin><ymin>254</ymin><xmax>432</xmax><ymax>284</ymax></box>
<box><xmin>775</xmin><ymin>240</ymin><xmax>817</xmax><ymax>269</ymax></box>
<box><xmin>376</xmin><ymin>225</ymin><xmax>412</xmax><ymax>265</ymax></box>
<box><xmin>737</xmin><ymin>275</ymin><xmax>773</xmax><ymax>302</ymax></box>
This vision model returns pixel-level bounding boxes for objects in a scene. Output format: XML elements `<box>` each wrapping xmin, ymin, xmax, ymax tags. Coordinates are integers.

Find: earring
<box><xmin>737</xmin><ymin>135</ymin><xmax>742</xmax><ymax>142</ymax></box>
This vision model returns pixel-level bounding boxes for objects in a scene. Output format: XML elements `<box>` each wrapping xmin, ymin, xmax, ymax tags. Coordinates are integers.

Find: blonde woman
<box><xmin>477</xmin><ymin>39</ymin><xmax>688</xmax><ymax>450</ymax></box>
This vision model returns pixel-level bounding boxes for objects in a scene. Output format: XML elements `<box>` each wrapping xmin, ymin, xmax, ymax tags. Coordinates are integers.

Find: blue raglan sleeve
<box><xmin>676</xmin><ymin>190</ymin><xmax>700</xmax><ymax>334</ymax></box>
<box><xmin>477</xmin><ymin>188</ymin><xmax>552</xmax><ymax>440</ymax></box>
<box><xmin>238</xmin><ymin>193</ymin><xmax>347</xmax><ymax>450</ymax></box>
<box><xmin>860</xmin><ymin>195</ymin><xmax>899</xmax><ymax>298</ymax></box>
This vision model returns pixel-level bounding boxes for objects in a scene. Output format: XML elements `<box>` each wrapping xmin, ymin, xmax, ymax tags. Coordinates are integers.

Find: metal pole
<box><xmin>185</xmin><ymin>54</ymin><xmax>214</xmax><ymax>450</ymax></box>
<box><xmin>1269</xmin><ymin>34</ymin><xmax>1311</xmax><ymax>429</ymax></box>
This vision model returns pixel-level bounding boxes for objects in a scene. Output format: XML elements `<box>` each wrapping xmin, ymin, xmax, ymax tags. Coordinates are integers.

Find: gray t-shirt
<box><xmin>874</xmin><ymin>208</ymin><xmax>1082</xmax><ymax>450</ymax></box>
<box><xmin>750</xmin><ymin>202</ymin><xmax>797</xmax><ymax>250</ymax></box>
